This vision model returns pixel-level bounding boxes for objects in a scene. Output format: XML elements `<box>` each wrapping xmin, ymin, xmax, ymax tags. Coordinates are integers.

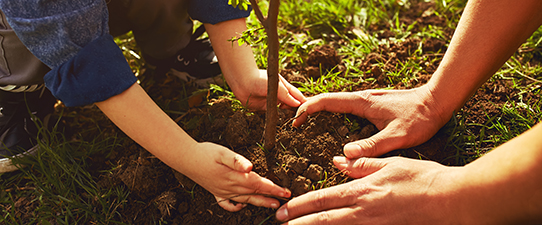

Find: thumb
<box><xmin>278</xmin><ymin>75</ymin><xmax>307</xmax><ymax>107</ymax></box>
<box><xmin>343</xmin><ymin>128</ymin><xmax>405</xmax><ymax>158</ymax></box>
<box><xmin>333</xmin><ymin>156</ymin><xmax>387</xmax><ymax>178</ymax></box>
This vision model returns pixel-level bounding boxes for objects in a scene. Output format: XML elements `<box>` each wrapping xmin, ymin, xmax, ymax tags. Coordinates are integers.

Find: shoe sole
<box><xmin>0</xmin><ymin>144</ymin><xmax>39</xmax><ymax>173</ymax></box>
<box><xmin>168</xmin><ymin>70</ymin><xmax>225</xmax><ymax>88</ymax></box>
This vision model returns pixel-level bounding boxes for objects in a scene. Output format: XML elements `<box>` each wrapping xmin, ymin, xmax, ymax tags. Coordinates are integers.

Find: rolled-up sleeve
<box><xmin>0</xmin><ymin>0</ymin><xmax>137</xmax><ymax>107</ymax></box>
<box><xmin>189</xmin><ymin>0</ymin><xmax>252</xmax><ymax>25</ymax></box>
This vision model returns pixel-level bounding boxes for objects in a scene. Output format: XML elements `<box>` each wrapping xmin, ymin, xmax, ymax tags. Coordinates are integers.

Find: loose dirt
<box><xmin>6</xmin><ymin>1</ymin><xmax>541</xmax><ymax>224</ymax></box>
<box><xmin>80</xmin><ymin>36</ymin><xmax>537</xmax><ymax>224</ymax></box>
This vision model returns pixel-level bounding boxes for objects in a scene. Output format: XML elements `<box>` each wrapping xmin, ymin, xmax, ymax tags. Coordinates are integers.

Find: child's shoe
<box><xmin>0</xmin><ymin>86</ymin><xmax>56</xmax><ymax>173</ymax></box>
<box><xmin>145</xmin><ymin>25</ymin><xmax>223</xmax><ymax>87</ymax></box>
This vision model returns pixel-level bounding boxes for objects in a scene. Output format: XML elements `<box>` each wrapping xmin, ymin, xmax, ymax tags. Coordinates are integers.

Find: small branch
<box><xmin>211</xmin><ymin>193</ymin><xmax>291</xmax><ymax>206</ymax></box>
<box><xmin>249</xmin><ymin>0</ymin><xmax>267</xmax><ymax>27</ymax></box>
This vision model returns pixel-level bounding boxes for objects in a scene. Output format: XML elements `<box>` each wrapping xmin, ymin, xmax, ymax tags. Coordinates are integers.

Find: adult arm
<box><xmin>293</xmin><ymin>0</ymin><xmax>542</xmax><ymax>157</ymax></box>
<box><xmin>276</xmin><ymin>123</ymin><xmax>542</xmax><ymax>224</ymax></box>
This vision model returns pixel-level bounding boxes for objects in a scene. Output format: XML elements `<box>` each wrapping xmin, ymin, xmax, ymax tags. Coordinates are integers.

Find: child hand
<box><xmin>178</xmin><ymin>142</ymin><xmax>291</xmax><ymax>212</ymax></box>
<box><xmin>230</xmin><ymin>69</ymin><xmax>307</xmax><ymax>110</ymax></box>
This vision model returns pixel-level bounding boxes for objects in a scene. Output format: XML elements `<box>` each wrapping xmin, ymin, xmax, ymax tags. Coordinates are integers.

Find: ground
<box><xmin>4</xmin><ymin>1</ymin><xmax>541</xmax><ymax>224</ymax></box>
<box><xmin>50</xmin><ymin>38</ymin><xmax>535</xmax><ymax>225</ymax></box>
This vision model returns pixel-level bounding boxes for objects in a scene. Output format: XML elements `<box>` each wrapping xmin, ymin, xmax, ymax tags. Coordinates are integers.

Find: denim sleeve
<box><xmin>0</xmin><ymin>0</ymin><xmax>137</xmax><ymax>107</ymax></box>
<box><xmin>189</xmin><ymin>0</ymin><xmax>252</xmax><ymax>24</ymax></box>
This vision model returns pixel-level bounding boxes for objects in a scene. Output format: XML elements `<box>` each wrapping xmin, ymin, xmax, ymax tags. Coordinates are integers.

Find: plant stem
<box><xmin>249</xmin><ymin>0</ymin><xmax>280</xmax><ymax>150</ymax></box>
<box><xmin>264</xmin><ymin>0</ymin><xmax>280</xmax><ymax>151</ymax></box>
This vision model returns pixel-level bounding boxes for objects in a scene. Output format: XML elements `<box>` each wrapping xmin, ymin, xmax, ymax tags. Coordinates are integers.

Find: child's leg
<box><xmin>106</xmin><ymin>0</ymin><xmax>193</xmax><ymax>60</ymax></box>
<box><xmin>107</xmin><ymin>0</ymin><xmax>222</xmax><ymax>87</ymax></box>
<box><xmin>0</xmin><ymin>10</ymin><xmax>57</xmax><ymax>173</ymax></box>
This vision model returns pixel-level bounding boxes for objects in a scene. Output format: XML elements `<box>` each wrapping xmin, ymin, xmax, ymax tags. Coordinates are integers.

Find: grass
<box><xmin>1</xmin><ymin>0</ymin><xmax>541</xmax><ymax>223</ymax></box>
<box><xmin>1</xmin><ymin>116</ymin><xmax>130</xmax><ymax>224</ymax></box>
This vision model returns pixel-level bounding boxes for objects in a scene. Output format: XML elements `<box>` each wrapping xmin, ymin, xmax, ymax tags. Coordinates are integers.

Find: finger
<box><xmin>333</xmin><ymin>156</ymin><xmax>387</xmax><ymax>179</ymax></box>
<box><xmin>215</xmin><ymin>196</ymin><xmax>247</xmax><ymax>212</ymax></box>
<box><xmin>280</xmin><ymin>75</ymin><xmax>307</xmax><ymax>104</ymax></box>
<box><xmin>279</xmin><ymin>102</ymin><xmax>292</xmax><ymax>110</ymax></box>
<box><xmin>237</xmin><ymin>171</ymin><xmax>291</xmax><ymax>198</ymax></box>
<box><xmin>281</xmin><ymin>206</ymin><xmax>359</xmax><ymax>225</ymax></box>
<box><xmin>227</xmin><ymin>192</ymin><xmax>283</xmax><ymax>209</ymax></box>
<box><xmin>292</xmin><ymin>106</ymin><xmax>310</xmax><ymax>127</ymax></box>
<box><xmin>277</xmin><ymin>78</ymin><xmax>302</xmax><ymax>108</ymax></box>
<box><xmin>343</xmin><ymin>127</ymin><xmax>406</xmax><ymax>158</ymax></box>
<box><xmin>275</xmin><ymin>183</ymin><xmax>360</xmax><ymax>222</ymax></box>
<box><xmin>292</xmin><ymin>92</ymin><xmax>363</xmax><ymax>127</ymax></box>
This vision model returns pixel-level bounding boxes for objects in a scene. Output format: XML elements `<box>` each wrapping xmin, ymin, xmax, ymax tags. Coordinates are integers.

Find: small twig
<box><xmin>211</xmin><ymin>193</ymin><xmax>291</xmax><ymax>206</ymax></box>
<box><xmin>505</xmin><ymin>62</ymin><xmax>542</xmax><ymax>83</ymax></box>
<box><xmin>249</xmin><ymin>0</ymin><xmax>267</xmax><ymax>27</ymax></box>
<box><xmin>3</xmin><ymin>186</ymin><xmax>35</xmax><ymax>192</ymax></box>
<box><xmin>413</xmin><ymin>150</ymin><xmax>430</xmax><ymax>160</ymax></box>
<box><xmin>292</xmin><ymin>110</ymin><xmax>307</xmax><ymax>120</ymax></box>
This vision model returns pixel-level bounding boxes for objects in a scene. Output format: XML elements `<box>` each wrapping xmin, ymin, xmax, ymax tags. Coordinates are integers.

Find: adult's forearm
<box><xmin>452</xmin><ymin>123</ymin><xmax>542</xmax><ymax>224</ymax></box>
<box><xmin>426</xmin><ymin>0</ymin><xmax>542</xmax><ymax>115</ymax></box>
<box><xmin>95</xmin><ymin>83</ymin><xmax>197</xmax><ymax>173</ymax></box>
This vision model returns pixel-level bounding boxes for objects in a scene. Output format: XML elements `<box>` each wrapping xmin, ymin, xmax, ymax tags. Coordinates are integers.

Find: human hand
<box><xmin>230</xmin><ymin>69</ymin><xmax>307</xmax><ymax>110</ymax></box>
<box><xmin>275</xmin><ymin>156</ymin><xmax>460</xmax><ymax>224</ymax></box>
<box><xmin>293</xmin><ymin>86</ymin><xmax>452</xmax><ymax>157</ymax></box>
<box><xmin>180</xmin><ymin>142</ymin><xmax>291</xmax><ymax>212</ymax></box>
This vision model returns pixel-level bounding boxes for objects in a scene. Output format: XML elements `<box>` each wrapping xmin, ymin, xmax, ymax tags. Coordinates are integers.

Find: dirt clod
<box><xmin>291</xmin><ymin>176</ymin><xmax>312</xmax><ymax>196</ymax></box>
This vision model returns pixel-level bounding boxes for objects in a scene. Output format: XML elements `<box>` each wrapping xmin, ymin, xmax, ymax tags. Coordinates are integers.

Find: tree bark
<box><xmin>263</xmin><ymin>0</ymin><xmax>280</xmax><ymax>151</ymax></box>
<box><xmin>249</xmin><ymin>0</ymin><xmax>280</xmax><ymax>151</ymax></box>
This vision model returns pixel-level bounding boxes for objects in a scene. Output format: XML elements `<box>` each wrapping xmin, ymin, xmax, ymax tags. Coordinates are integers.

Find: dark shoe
<box><xmin>0</xmin><ymin>87</ymin><xmax>56</xmax><ymax>173</ymax></box>
<box><xmin>145</xmin><ymin>25</ymin><xmax>223</xmax><ymax>87</ymax></box>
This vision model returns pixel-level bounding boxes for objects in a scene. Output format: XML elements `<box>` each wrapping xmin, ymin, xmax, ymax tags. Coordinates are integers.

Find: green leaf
<box><xmin>228</xmin><ymin>0</ymin><xmax>251</xmax><ymax>10</ymax></box>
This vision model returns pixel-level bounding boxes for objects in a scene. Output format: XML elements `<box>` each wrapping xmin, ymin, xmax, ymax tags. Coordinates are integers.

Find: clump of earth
<box><xmin>9</xmin><ymin>1</ymin><xmax>540</xmax><ymax>224</ymax></box>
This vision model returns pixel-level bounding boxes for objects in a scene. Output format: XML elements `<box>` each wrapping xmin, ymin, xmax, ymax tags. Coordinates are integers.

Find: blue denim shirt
<box><xmin>0</xmin><ymin>0</ymin><xmax>250</xmax><ymax>106</ymax></box>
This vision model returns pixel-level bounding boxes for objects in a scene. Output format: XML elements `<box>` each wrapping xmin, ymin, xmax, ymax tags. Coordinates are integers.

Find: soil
<box><xmin>6</xmin><ymin>1</ymin><xmax>541</xmax><ymax>224</ymax></box>
<box><xmin>78</xmin><ymin>40</ymin><xmax>537</xmax><ymax>224</ymax></box>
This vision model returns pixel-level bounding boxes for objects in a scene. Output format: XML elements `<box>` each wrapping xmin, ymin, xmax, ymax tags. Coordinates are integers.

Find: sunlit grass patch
<box><xmin>1</xmin><ymin>116</ymin><xmax>129</xmax><ymax>224</ymax></box>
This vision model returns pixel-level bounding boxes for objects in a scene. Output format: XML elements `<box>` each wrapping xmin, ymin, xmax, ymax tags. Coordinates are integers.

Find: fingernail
<box><xmin>271</xmin><ymin>203</ymin><xmax>279</xmax><ymax>208</ymax></box>
<box><xmin>276</xmin><ymin>207</ymin><xmax>289</xmax><ymax>221</ymax></box>
<box><xmin>344</xmin><ymin>143</ymin><xmax>362</xmax><ymax>157</ymax></box>
<box><xmin>333</xmin><ymin>156</ymin><xmax>347</xmax><ymax>165</ymax></box>
<box><xmin>282</xmin><ymin>188</ymin><xmax>291</xmax><ymax>197</ymax></box>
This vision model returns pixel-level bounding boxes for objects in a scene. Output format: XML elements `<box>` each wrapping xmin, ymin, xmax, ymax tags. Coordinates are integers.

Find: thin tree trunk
<box><xmin>263</xmin><ymin>0</ymin><xmax>280</xmax><ymax>151</ymax></box>
<box><xmin>249</xmin><ymin>0</ymin><xmax>280</xmax><ymax>151</ymax></box>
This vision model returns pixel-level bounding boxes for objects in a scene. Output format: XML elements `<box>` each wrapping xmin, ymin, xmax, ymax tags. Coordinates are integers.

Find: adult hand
<box><xmin>275</xmin><ymin>156</ymin><xmax>460</xmax><ymax>224</ymax></box>
<box><xmin>293</xmin><ymin>86</ymin><xmax>452</xmax><ymax>157</ymax></box>
<box><xmin>232</xmin><ymin>69</ymin><xmax>307</xmax><ymax>110</ymax></box>
<box><xmin>181</xmin><ymin>142</ymin><xmax>291</xmax><ymax>212</ymax></box>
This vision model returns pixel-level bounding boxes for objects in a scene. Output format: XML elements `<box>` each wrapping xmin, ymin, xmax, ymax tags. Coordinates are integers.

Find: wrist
<box><xmin>225</xmin><ymin>69</ymin><xmax>264</xmax><ymax>99</ymax></box>
<box><xmin>414</xmin><ymin>84</ymin><xmax>456</xmax><ymax>128</ymax></box>
<box><xmin>425</xmin><ymin>166</ymin><xmax>471</xmax><ymax>224</ymax></box>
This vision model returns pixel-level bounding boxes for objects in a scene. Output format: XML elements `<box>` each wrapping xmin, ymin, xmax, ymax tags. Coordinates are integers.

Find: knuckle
<box><xmin>354</xmin><ymin>90</ymin><xmax>373</xmax><ymax>102</ymax></box>
<box><xmin>353</xmin><ymin>157</ymin><xmax>369</xmax><ymax>170</ymax></box>
<box><xmin>360</xmin><ymin>138</ymin><xmax>378</xmax><ymax>156</ymax></box>
<box><xmin>242</xmin><ymin>195</ymin><xmax>253</xmax><ymax>204</ymax></box>
<box><xmin>315</xmin><ymin>211</ymin><xmax>331</xmax><ymax>224</ymax></box>
<box><xmin>318</xmin><ymin>92</ymin><xmax>334</xmax><ymax>100</ymax></box>
<box><xmin>314</xmin><ymin>190</ymin><xmax>329</xmax><ymax>209</ymax></box>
